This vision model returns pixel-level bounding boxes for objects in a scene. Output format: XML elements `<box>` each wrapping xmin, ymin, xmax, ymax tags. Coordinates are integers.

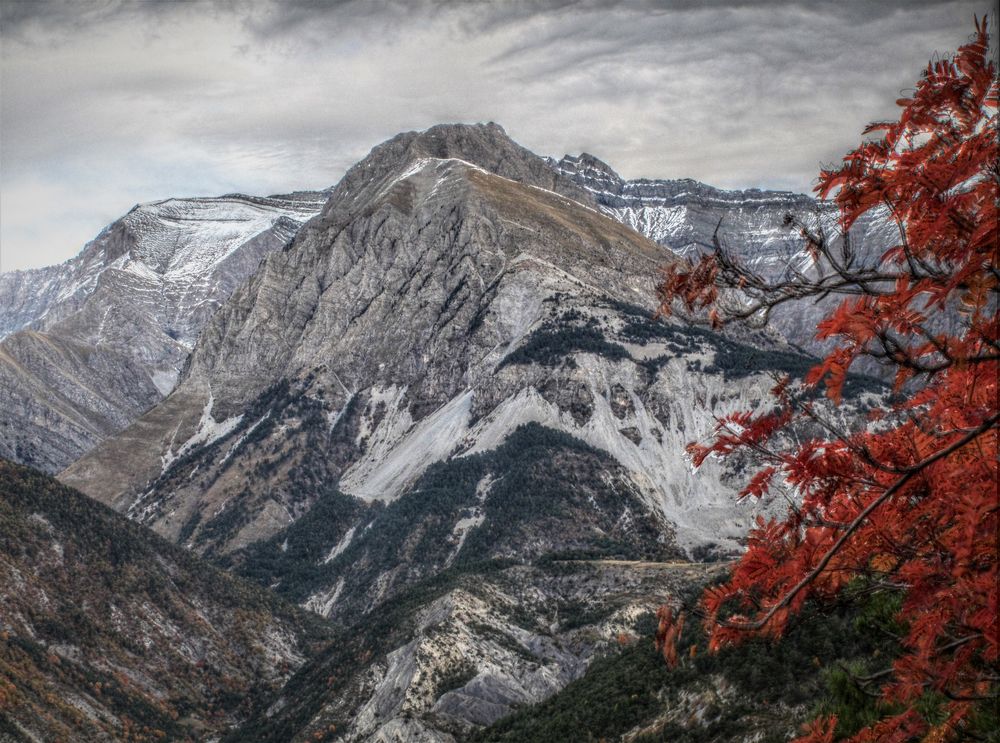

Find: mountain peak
<box><xmin>557</xmin><ymin>152</ymin><xmax>624</xmax><ymax>184</ymax></box>
<box><xmin>321</xmin><ymin>122</ymin><xmax>596</xmax><ymax>222</ymax></box>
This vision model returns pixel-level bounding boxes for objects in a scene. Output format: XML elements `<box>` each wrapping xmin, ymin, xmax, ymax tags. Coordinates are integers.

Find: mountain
<box><xmin>0</xmin><ymin>459</ymin><xmax>332</xmax><ymax>742</ymax></box>
<box><xmin>552</xmin><ymin>152</ymin><xmax>897</xmax><ymax>357</ymax></box>
<box><xmin>60</xmin><ymin>122</ymin><xmax>818</xmax><ymax>560</ymax></box>
<box><xmin>0</xmin><ymin>192</ymin><xmax>327</xmax><ymax>473</ymax></box>
<box><xmin>46</xmin><ymin>124</ymin><xmax>885</xmax><ymax>742</ymax></box>
<box><xmin>208</xmin><ymin>424</ymin><xmax>721</xmax><ymax>742</ymax></box>
<box><xmin>553</xmin><ymin>152</ymin><xmax>820</xmax><ymax>263</ymax></box>
<box><xmin>471</xmin><ymin>597</ymin><xmax>891</xmax><ymax>743</ymax></box>
<box><xmin>0</xmin><ymin>131</ymin><xmax>893</xmax><ymax>477</ymax></box>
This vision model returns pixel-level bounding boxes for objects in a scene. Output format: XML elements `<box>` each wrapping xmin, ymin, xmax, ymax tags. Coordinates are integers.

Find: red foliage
<box><xmin>655</xmin><ymin>605</ymin><xmax>686</xmax><ymax>667</ymax></box>
<box><xmin>656</xmin><ymin>18</ymin><xmax>998</xmax><ymax>741</ymax></box>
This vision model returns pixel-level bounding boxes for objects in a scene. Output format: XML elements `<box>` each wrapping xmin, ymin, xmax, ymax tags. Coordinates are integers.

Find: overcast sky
<box><xmin>0</xmin><ymin>0</ymin><xmax>991</xmax><ymax>272</ymax></box>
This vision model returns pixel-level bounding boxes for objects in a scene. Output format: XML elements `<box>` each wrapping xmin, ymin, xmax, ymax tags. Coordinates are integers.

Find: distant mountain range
<box><xmin>0</xmin><ymin>128</ymin><xmax>889</xmax><ymax>476</ymax></box>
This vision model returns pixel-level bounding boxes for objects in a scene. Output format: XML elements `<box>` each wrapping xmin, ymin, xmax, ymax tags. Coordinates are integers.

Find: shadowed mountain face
<box><xmin>0</xmin><ymin>193</ymin><xmax>327</xmax><ymax>473</ymax></box>
<box><xmin>0</xmin><ymin>459</ymin><xmax>331</xmax><ymax>742</ymax></box>
<box><xmin>0</xmin><ymin>331</ymin><xmax>162</xmax><ymax>472</ymax></box>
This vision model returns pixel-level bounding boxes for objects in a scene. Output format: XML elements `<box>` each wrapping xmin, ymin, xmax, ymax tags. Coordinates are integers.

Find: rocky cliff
<box><xmin>552</xmin><ymin>152</ymin><xmax>898</xmax><ymax>358</ymax></box>
<box><xmin>60</xmin><ymin>123</ymin><xmax>825</xmax><ymax>562</ymax></box>
<box><xmin>0</xmin><ymin>193</ymin><xmax>326</xmax><ymax>472</ymax></box>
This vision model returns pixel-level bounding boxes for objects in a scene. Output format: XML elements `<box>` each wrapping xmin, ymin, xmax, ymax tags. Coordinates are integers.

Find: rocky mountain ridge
<box><xmin>226</xmin><ymin>556</ymin><xmax>721</xmax><ymax>743</ymax></box>
<box><xmin>0</xmin><ymin>125</ymin><xmax>891</xmax><ymax>478</ymax></box>
<box><xmin>61</xmin><ymin>123</ymin><xmax>815</xmax><ymax>560</ymax></box>
<box><xmin>0</xmin><ymin>192</ymin><xmax>327</xmax><ymax>472</ymax></box>
<box><xmin>552</xmin><ymin>151</ymin><xmax>897</xmax><ymax>359</ymax></box>
<box><xmin>552</xmin><ymin>151</ymin><xmax>820</xmax><ymax>259</ymax></box>
<box><xmin>0</xmin><ymin>192</ymin><xmax>327</xmax><ymax>346</ymax></box>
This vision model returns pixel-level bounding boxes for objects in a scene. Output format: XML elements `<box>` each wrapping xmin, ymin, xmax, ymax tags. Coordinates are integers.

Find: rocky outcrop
<box><xmin>228</xmin><ymin>559</ymin><xmax>721</xmax><ymax>743</ymax></box>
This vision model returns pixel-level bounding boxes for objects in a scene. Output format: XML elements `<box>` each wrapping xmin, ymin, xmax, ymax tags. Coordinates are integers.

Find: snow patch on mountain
<box><xmin>0</xmin><ymin>193</ymin><xmax>327</xmax><ymax>344</ymax></box>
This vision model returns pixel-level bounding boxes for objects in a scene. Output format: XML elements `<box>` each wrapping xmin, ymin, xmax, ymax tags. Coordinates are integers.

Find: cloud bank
<box><xmin>0</xmin><ymin>0</ymin><xmax>990</xmax><ymax>270</ymax></box>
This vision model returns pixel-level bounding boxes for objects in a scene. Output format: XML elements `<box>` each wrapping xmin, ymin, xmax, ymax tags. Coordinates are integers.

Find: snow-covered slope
<box><xmin>552</xmin><ymin>152</ymin><xmax>819</xmax><ymax>262</ymax></box>
<box><xmin>0</xmin><ymin>192</ymin><xmax>327</xmax><ymax>472</ymax></box>
<box><xmin>1</xmin><ymin>192</ymin><xmax>327</xmax><ymax>347</ymax></box>
<box><xmin>552</xmin><ymin>153</ymin><xmax>896</xmax><ymax>356</ymax></box>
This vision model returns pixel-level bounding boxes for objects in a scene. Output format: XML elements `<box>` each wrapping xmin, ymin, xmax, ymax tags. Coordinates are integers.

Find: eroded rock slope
<box><xmin>0</xmin><ymin>193</ymin><xmax>326</xmax><ymax>472</ymax></box>
<box><xmin>60</xmin><ymin>123</ymin><xmax>826</xmax><ymax>561</ymax></box>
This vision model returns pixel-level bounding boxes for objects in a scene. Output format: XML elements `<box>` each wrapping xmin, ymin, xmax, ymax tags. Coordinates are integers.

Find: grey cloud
<box><xmin>0</xmin><ymin>0</ymin><xmax>993</xmax><ymax>272</ymax></box>
<box><xmin>0</xmin><ymin>0</ymin><xmax>185</xmax><ymax>40</ymax></box>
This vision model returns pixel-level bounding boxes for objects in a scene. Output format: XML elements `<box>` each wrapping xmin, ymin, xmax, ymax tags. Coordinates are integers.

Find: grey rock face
<box><xmin>552</xmin><ymin>152</ymin><xmax>897</xmax><ymax>358</ymax></box>
<box><xmin>230</xmin><ymin>559</ymin><xmax>722</xmax><ymax>742</ymax></box>
<box><xmin>553</xmin><ymin>152</ymin><xmax>819</xmax><ymax>260</ymax></box>
<box><xmin>0</xmin><ymin>192</ymin><xmax>327</xmax><ymax>471</ymax></box>
<box><xmin>321</xmin><ymin>122</ymin><xmax>597</xmax><ymax>226</ymax></box>
<box><xmin>60</xmin><ymin>124</ymin><xmax>837</xmax><ymax>563</ymax></box>
<box><xmin>45</xmin><ymin>124</ymin><xmax>885</xmax><ymax>742</ymax></box>
<box><xmin>0</xmin><ymin>331</ymin><xmax>160</xmax><ymax>472</ymax></box>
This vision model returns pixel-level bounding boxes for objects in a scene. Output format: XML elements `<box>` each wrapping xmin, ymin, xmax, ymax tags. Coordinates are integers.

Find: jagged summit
<box><xmin>552</xmin><ymin>149</ymin><xmax>828</xmax><ymax>271</ymax></box>
<box><xmin>320</xmin><ymin>122</ymin><xmax>597</xmax><ymax>223</ymax></box>
<box><xmin>554</xmin><ymin>152</ymin><xmax>624</xmax><ymax>186</ymax></box>
<box><xmin>59</xmin><ymin>121</ymin><xmax>802</xmax><ymax>580</ymax></box>
<box><xmin>554</xmin><ymin>153</ymin><xmax>814</xmax><ymax>211</ymax></box>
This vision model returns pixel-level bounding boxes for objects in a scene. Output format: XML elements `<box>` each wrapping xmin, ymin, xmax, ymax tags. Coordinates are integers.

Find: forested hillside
<box><xmin>0</xmin><ymin>460</ymin><xmax>331</xmax><ymax>742</ymax></box>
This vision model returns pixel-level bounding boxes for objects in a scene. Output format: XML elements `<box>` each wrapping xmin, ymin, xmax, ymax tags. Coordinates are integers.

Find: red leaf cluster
<box><xmin>656</xmin><ymin>18</ymin><xmax>998</xmax><ymax>740</ymax></box>
<box><xmin>655</xmin><ymin>605</ymin><xmax>686</xmax><ymax>668</ymax></box>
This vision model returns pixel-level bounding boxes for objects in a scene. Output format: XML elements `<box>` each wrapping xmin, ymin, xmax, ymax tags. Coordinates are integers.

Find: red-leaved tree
<box><xmin>655</xmin><ymin>18</ymin><xmax>998</xmax><ymax>741</ymax></box>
